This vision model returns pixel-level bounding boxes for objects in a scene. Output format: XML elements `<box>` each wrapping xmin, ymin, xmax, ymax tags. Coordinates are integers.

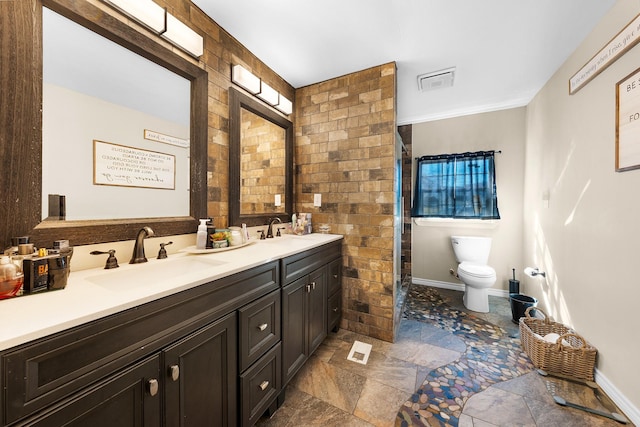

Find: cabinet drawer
<box><xmin>281</xmin><ymin>241</ymin><xmax>340</xmax><ymax>284</ymax></box>
<box><xmin>239</xmin><ymin>290</ymin><xmax>281</xmax><ymax>371</ymax></box>
<box><xmin>328</xmin><ymin>290</ymin><xmax>342</xmax><ymax>332</ymax></box>
<box><xmin>327</xmin><ymin>257</ymin><xmax>341</xmax><ymax>296</ymax></box>
<box><xmin>240</xmin><ymin>343</ymin><xmax>281</xmax><ymax>427</ymax></box>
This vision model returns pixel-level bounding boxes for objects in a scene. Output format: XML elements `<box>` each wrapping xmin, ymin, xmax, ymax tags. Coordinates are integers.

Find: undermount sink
<box><xmin>85</xmin><ymin>256</ymin><xmax>227</xmax><ymax>290</ymax></box>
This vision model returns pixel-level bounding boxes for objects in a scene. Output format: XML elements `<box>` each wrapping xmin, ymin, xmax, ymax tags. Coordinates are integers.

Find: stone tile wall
<box><xmin>240</xmin><ymin>110</ymin><xmax>287</xmax><ymax>215</ymax></box>
<box><xmin>294</xmin><ymin>63</ymin><xmax>398</xmax><ymax>342</ymax></box>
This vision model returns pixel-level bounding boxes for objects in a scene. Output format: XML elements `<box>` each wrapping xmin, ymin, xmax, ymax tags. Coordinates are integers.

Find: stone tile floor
<box><xmin>256</xmin><ymin>284</ymin><xmax>632</xmax><ymax>426</ymax></box>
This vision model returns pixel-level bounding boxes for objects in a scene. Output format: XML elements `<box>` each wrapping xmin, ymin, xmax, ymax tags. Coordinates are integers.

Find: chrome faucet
<box><xmin>130</xmin><ymin>226</ymin><xmax>154</xmax><ymax>264</ymax></box>
<box><xmin>266</xmin><ymin>217</ymin><xmax>282</xmax><ymax>238</ymax></box>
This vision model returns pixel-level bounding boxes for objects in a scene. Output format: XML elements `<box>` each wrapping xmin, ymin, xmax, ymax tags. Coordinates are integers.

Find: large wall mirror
<box><xmin>229</xmin><ymin>88</ymin><xmax>293</xmax><ymax>227</ymax></box>
<box><xmin>0</xmin><ymin>0</ymin><xmax>207</xmax><ymax>247</ymax></box>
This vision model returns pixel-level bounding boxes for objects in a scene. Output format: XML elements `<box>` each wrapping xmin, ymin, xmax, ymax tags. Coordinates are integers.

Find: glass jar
<box><xmin>0</xmin><ymin>255</ymin><xmax>24</xmax><ymax>299</ymax></box>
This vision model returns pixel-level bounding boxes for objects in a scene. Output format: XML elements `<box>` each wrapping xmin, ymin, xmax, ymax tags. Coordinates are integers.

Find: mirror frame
<box><xmin>229</xmin><ymin>87</ymin><xmax>293</xmax><ymax>227</ymax></box>
<box><xmin>0</xmin><ymin>0</ymin><xmax>207</xmax><ymax>248</ymax></box>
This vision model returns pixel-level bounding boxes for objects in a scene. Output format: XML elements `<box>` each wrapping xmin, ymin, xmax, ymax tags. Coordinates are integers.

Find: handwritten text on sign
<box><xmin>94</xmin><ymin>140</ymin><xmax>176</xmax><ymax>189</ymax></box>
<box><xmin>570</xmin><ymin>13</ymin><xmax>640</xmax><ymax>94</ymax></box>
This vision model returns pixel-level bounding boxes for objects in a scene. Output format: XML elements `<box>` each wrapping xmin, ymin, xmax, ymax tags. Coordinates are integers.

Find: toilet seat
<box><xmin>458</xmin><ymin>262</ymin><xmax>495</xmax><ymax>278</ymax></box>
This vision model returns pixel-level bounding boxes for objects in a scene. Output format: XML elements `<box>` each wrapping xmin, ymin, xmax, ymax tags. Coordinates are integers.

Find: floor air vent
<box><xmin>418</xmin><ymin>67</ymin><xmax>456</xmax><ymax>92</ymax></box>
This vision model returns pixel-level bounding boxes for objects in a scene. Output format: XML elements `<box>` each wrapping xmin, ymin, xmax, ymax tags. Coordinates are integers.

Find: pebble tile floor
<box><xmin>256</xmin><ymin>284</ymin><xmax>632</xmax><ymax>427</ymax></box>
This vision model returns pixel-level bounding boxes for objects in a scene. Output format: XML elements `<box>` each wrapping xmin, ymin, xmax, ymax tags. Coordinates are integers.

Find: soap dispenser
<box><xmin>196</xmin><ymin>219</ymin><xmax>208</xmax><ymax>249</ymax></box>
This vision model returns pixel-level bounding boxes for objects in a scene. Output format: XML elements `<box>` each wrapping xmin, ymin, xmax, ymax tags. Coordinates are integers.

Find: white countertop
<box><xmin>0</xmin><ymin>233</ymin><xmax>342</xmax><ymax>351</ymax></box>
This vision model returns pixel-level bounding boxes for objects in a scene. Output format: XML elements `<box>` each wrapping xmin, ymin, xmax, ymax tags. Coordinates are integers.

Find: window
<box><xmin>412</xmin><ymin>151</ymin><xmax>500</xmax><ymax>219</ymax></box>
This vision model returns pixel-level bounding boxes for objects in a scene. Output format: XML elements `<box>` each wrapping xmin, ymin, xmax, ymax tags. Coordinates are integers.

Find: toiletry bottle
<box><xmin>206</xmin><ymin>218</ymin><xmax>215</xmax><ymax>248</ymax></box>
<box><xmin>306</xmin><ymin>213</ymin><xmax>312</xmax><ymax>234</ymax></box>
<box><xmin>241</xmin><ymin>223</ymin><xmax>249</xmax><ymax>243</ymax></box>
<box><xmin>196</xmin><ymin>218</ymin><xmax>208</xmax><ymax>249</ymax></box>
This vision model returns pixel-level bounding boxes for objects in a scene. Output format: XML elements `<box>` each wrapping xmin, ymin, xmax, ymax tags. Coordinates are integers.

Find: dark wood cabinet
<box><xmin>19</xmin><ymin>355</ymin><xmax>162</xmax><ymax>427</ymax></box>
<box><xmin>282</xmin><ymin>266</ymin><xmax>327</xmax><ymax>385</ymax></box>
<box><xmin>327</xmin><ymin>257</ymin><xmax>342</xmax><ymax>332</ymax></box>
<box><xmin>163</xmin><ymin>313</ymin><xmax>237</xmax><ymax>427</ymax></box>
<box><xmin>281</xmin><ymin>241</ymin><xmax>341</xmax><ymax>387</ymax></box>
<box><xmin>0</xmin><ymin>240</ymin><xmax>342</xmax><ymax>427</ymax></box>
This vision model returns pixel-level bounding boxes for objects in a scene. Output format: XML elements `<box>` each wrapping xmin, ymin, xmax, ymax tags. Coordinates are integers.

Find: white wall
<box><xmin>411</xmin><ymin>108</ymin><xmax>526</xmax><ymax>292</ymax></box>
<box><xmin>524</xmin><ymin>0</ymin><xmax>640</xmax><ymax>416</ymax></box>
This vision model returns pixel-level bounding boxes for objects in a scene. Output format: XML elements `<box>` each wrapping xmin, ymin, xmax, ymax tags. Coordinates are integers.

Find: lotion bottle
<box><xmin>196</xmin><ymin>219</ymin><xmax>208</xmax><ymax>249</ymax></box>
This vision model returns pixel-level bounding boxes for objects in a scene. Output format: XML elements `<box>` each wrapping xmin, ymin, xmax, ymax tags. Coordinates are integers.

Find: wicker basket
<box><xmin>519</xmin><ymin>307</ymin><xmax>597</xmax><ymax>381</ymax></box>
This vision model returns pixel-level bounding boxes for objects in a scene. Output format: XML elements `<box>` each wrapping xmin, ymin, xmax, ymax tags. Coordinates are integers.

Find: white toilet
<box><xmin>451</xmin><ymin>236</ymin><xmax>496</xmax><ymax>313</ymax></box>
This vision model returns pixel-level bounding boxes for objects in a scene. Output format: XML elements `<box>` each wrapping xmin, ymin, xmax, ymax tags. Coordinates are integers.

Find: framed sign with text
<box><xmin>93</xmin><ymin>140</ymin><xmax>176</xmax><ymax>189</ymax></box>
<box><xmin>570</xmin><ymin>13</ymin><xmax>640</xmax><ymax>95</ymax></box>
<box><xmin>616</xmin><ymin>67</ymin><xmax>640</xmax><ymax>172</ymax></box>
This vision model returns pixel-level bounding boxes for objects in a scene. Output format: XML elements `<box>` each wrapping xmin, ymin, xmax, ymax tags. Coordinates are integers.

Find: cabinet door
<box><xmin>281</xmin><ymin>276</ymin><xmax>308</xmax><ymax>385</ymax></box>
<box><xmin>163</xmin><ymin>313</ymin><xmax>237</xmax><ymax>427</ymax></box>
<box><xmin>22</xmin><ymin>355</ymin><xmax>161</xmax><ymax>427</ymax></box>
<box><xmin>307</xmin><ymin>267</ymin><xmax>327</xmax><ymax>355</ymax></box>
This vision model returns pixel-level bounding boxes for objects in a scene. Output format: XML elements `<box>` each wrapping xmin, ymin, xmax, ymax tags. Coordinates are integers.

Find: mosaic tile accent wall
<box><xmin>294</xmin><ymin>63</ymin><xmax>398</xmax><ymax>342</ymax></box>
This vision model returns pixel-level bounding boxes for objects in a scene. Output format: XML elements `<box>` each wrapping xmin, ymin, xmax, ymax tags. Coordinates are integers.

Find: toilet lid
<box><xmin>459</xmin><ymin>262</ymin><xmax>495</xmax><ymax>278</ymax></box>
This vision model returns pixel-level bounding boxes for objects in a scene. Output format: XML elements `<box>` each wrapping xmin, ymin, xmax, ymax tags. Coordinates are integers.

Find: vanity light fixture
<box><xmin>161</xmin><ymin>13</ymin><xmax>204</xmax><ymax>58</ymax></box>
<box><xmin>103</xmin><ymin>0</ymin><xmax>166</xmax><ymax>33</ymax></box>
<box><xmin>276</xmin><ymin>95</ymin><xmax>293</xmax><ymax>115</ymax></box>
<box><xmin>257</xmin><ymin>81</ymin><xmax>279</xmax><ymax>106</ymax></box>
<box><xmin>230</xmin><ymin>64</ymin><xmax>293</xmax><ymax>115</ymax></box>
<box><xmin>102</xmin><ymin>0</ymin><xmax>204</xmax><ymax>58</ymax></box>
<box><xmin>232</xmin><ymin>64</ymin><xmax>261</xmax><ymax>94</ymax></box>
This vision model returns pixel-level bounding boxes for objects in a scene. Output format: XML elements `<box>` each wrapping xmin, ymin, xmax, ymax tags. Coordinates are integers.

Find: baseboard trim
<box><xmin>595</xmin><ymin>369</ymin><xmax>640</xmax><ymax>425</ymax></box>
<box><xmin>412</xmin><ymin>277</ymin><xmax>510</xmax><ymax>298</ymax></box>
<box><xmin>412</xmin><ymin>278</ymin><xmax>639</xmax><ymax>424</ymax></box>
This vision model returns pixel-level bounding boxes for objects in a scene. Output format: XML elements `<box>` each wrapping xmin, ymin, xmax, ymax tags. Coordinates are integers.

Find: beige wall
<box><xmin>524</xmin><ymin>0</ymin><xmax>640</xmax><ymax>413</ymax></box>
<box><xmin>411</xmin><ymin>108</ymin><xmax>526</xmax><ymax>293</ymax></box>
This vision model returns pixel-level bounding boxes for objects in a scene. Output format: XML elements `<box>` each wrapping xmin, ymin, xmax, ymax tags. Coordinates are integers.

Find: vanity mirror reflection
<box><xmin>0</xmin><ymin>0</ymin><xmax>207</xmax><ymax>247</ymax></box>
<box><xmin>229</xmin><ymin>87</ymin><xmax>293</xmax><ymax>227</ymax></box>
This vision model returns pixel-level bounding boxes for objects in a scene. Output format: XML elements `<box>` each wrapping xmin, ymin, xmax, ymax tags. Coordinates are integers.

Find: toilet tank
<box><xmin>451</xmin><ymin>236</ymin><xmax>492</xmax><ymax>264</ymax></box>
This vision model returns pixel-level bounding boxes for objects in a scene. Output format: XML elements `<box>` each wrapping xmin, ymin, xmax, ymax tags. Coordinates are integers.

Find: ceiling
<box><xmin>192</xmin><ymin>0</ymin><xmax>616</xmax><ymax>125</ymax></box>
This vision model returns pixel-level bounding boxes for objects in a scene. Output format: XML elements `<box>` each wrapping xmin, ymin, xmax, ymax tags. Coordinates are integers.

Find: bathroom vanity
<box><xmin>0</xmin><ymin>234</ymin><xmax>342</xmax><ymax>426</ymax></box>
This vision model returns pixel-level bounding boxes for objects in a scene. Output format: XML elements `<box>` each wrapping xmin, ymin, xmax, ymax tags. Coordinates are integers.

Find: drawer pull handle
<box><xmin>148</xmin><ymin>379</ymin><xmax>159</xmax><ymax>397</ymax></box>
<box><xmin>170</xmin><ymin>365</ymin><xmax>180</xmax><ymax>381</ymax></box>
<box><xmin>311</xmin><ymin>281</ymin><xmax>316</xmax><ymax>290</ymax></box>
<box><xmin>333</xmin><ymin>307</ymin><xmax>339</xmax><ymax>312</ymax></box>
<box><xmin>259</xmin><ymin>380</ymin><xmax>269</xmax><ymax>391</ymax></box>
<box><xmin>306</xmin><ymin>284</ymin><xmax>311</xmax><ymax>293</ymax></box>
<box><xmin>258</xmin><ymin>323</ymin><xmax>268</xmax><ymax>331</ymax></box>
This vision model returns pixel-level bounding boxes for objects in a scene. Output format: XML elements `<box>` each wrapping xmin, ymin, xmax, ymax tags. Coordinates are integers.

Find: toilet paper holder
<box><xmin>524</xmin><ymin>267</ymin><xmax>546</xmax><ymax>278</ymax></box>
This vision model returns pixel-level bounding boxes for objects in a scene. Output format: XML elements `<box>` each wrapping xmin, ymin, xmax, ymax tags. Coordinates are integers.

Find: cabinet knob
<box><xmin>333</xmin><ymin>274</ymin><xmax>338</xmax><ymax>279</ymax></box>
<box><xmin>333</xmin><ymin>307</ymin><xmax>339</xmax><ymax>312</ymax></box>
<box><xmin>169</xmin><ymin>364</ymin><xmax>180</xmax><ymax>381</ymax></box>
<box><xmin>258</xmin><ymin>323</ymin><xmax>268</xmax><ymax>331</ymax></box>
<box><xmin>147</xmin><ymin>379</ymin><xmax>159</xmax><ymax>397</ymax></box>
<box><xmin>259</xmin><ymin>380</ymin><xmax>270</xmax><ymax>391</ymax></box>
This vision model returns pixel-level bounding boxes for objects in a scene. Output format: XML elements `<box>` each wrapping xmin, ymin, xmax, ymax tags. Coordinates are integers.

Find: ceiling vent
<box><xmin>417</xmin><ymin>67</ymin><xmax>456</xmax><ymax>92</ymax></box>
